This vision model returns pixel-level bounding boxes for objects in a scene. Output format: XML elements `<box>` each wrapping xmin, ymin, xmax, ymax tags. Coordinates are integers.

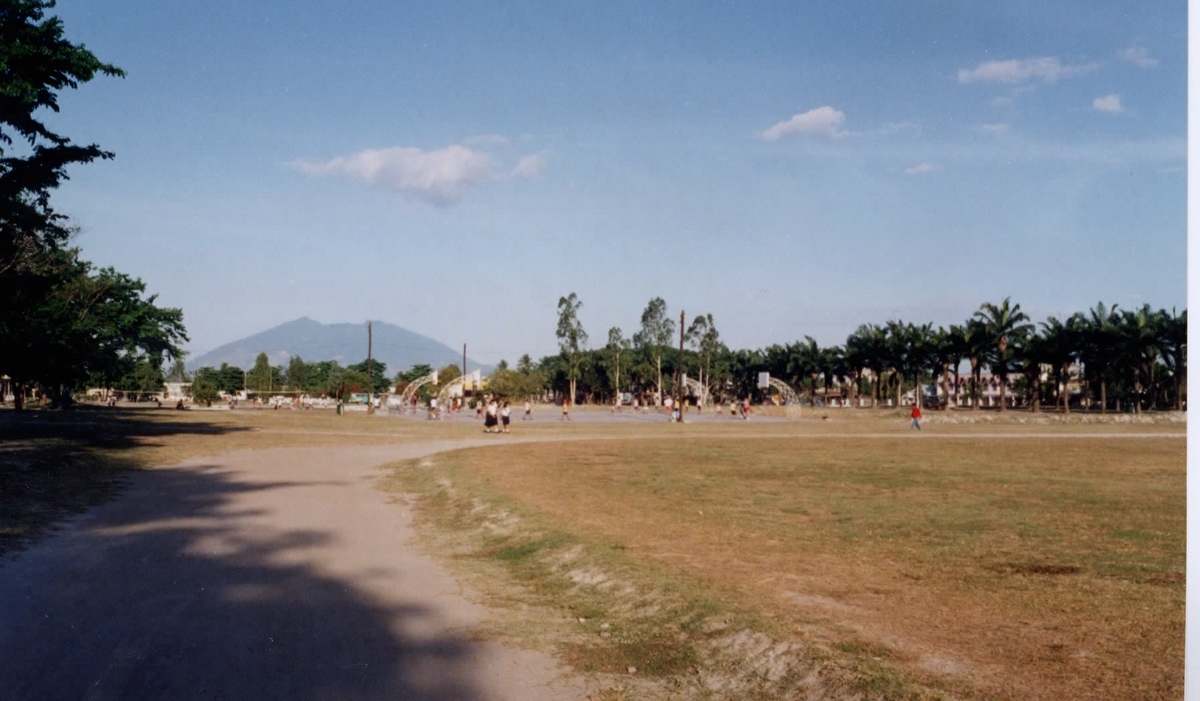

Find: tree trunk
<box><xmin>570</xmin><ymin>378</ymin><xmax>577</xmax><ymax>406</ymax></box>
<box><xmin>655</xmin><ymin>355</ymin><xmax>663</xmax><ymax>406</ymax></box>
<box><xmin>939</xmin><ymin>362</ymin><xmax>950</xmax><ymax>409</ymax></box>
<box><xmin>1029</xmin><ymin>369</ymin><xmax>1040</xmax><ymax>413</ymax></box>
<box><xmin>970</xmin><ymin>359</ymin><xmax>980</xmax><ymax>410</ymax></box>
<box><xmin>13</xmin><ymin>381</ymin><xmax>24</xmax><ymax>411</ymax></box>
<box><xmin>1061</xmin><ymin>364</ymin><xmax>1070</xmax><ymax>415</ymax></box>
<box><xmin>1100</xmin><ymin>380</ymin><xmax>1107</xmax><ymax>414</ymax></box>
<box><xmin>894</xmin><ymin>371</ymin><xmax>902</xmax><ymax>407</ymax></box>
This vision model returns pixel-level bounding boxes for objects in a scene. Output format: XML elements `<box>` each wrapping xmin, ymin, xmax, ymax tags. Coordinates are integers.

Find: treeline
<box><xmin>538</xmin><ymin>295</ymin><xmax>1186</xmax><ymax>413</ymax></box>
<box><xmin>191</xmin><ymin>353</ymin><xmax>393</xmax><ymax>403</ymax></box>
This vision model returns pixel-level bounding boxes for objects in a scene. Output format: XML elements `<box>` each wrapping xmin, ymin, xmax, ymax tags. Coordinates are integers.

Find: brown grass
<box><xmin>402</xmin><ymin>431</ymin><xmax>1184</xmax><ymax>700</ymax></box>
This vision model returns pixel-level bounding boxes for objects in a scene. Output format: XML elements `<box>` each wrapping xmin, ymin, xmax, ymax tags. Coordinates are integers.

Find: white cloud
<box><xmin>463</xmin><ymin>133</ymin><xmax>509</xmax><ymax>146</ymax></box>
<box><xmin>511</xmin><ymin>152</ymin><xmax>547</xmax><ymax>179</ymax></box>
<box><xmin>957</xmin><ymin>57</ymin><xmax>1100</xmax><ymax>84</ymax></box>
<box><xmin>903</xmin><ymin>163</ymin><xmax>941</xmax><ymax>176</ymax></box>
<box><xmin>761</xmin><ymin>106</ymin><xmax>847</xmax><ymax>140</ymax></box>
<box><xmin>979</xmin><ymin>123</ymin><xmax>1010</xmax><ymax>136</ymax></box>
<box><xmin>1118</xmin><ymin>46</ymin><xmax>1158</xmax><ymax>68</ymax></box>
<box><xmin>291</xmin><ymin>145</ymin><xmax>494</xmax><ymax>205</ymax></box>
<box><xmin>1093</xmin><ymin>94</ymin><xmax>1124</xmax><ymax>113</ymax></box>
<box><xmin>990</xmin><ymin>96</ymin><xmax>1015</xmax><ymax>108</ymax></box>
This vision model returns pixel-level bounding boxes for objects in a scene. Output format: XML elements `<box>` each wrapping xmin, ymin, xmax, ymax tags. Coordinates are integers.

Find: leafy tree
<box><xmin>338</xmin><ymin>369</ymin><xmax>371</xmax><ymax>399</ymax></box>
<box><xmin>0</xmin><ymin>0</ymin><xmax>125</xmax><ymax>275</ymax></box>
<box><xmin>190</xmin><ymin>371</ymin><xmax>219</xmax><ymax>405</ymax></box>
<box><xmin>686</xmin><ymin>313</ymin><xmax>720</xmax><ymax>399</ymax></box>
<box><xmin>165</xmin><ymin>357</ymin><xmax>189</xmax><ymax>383</ymax></box>
<box><xmin>307</xmin><ymin>360</ymin><xmax>343</xmax><ymax>397</ymax></box>
<box><xmin>398</xmin><ymin>364</ymin><xmax>433</xmax><ymax>383</ymax></box>
<box><xmin>286</xmin><ymin>355</ymin><xmax>307</xmax><ymax>391</ymax></box>
<box><xmin>215</xmin><ymin>363</ymin><xmax>244</xmax><ymax>395</ymax></box>
<box><xmin>348</xmin><ymin>358</ymin><xmax>389</xmax><ymax>394</ymax></box>
<box><xmin>3</xmin><ymin>253</ymin><xmax>185</xmax><ymax>407</ymax></box>
<box><xmin>433</xmin><ymin>363</ymin><xmax>461</xmax><ymax>396</ymax></box>
<box><xmin>0</xmin><ymin>5</ymin><xmax>191</xmax><ymax>407</ymax></box>
<box><xmin>632</xmin><ymin>297</ymin><xmax>674</xmax><ymax>404</ymax></box>
<box><xmin>245</xmin><ymin>353</ymin><xmax>273</xmax><ymax>393</ymax></box>
<box><xmin>555</xmin><ymin>292</ymin><xmax>587</xmax><ymax>404</ymax></box>
<box><xmin>606</xmin><ymin>327</ymin><xmax>629</xmax><ymax>399</ymax></box>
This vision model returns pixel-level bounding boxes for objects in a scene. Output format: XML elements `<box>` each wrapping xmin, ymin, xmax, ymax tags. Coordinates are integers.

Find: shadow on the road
<box><xmin>0</xmin><ymin>462</ymin><xmax>493</xmax><ymax>701</ymax></box>
<box><xmin>0</xmin><ymin>407</ymin><xmax>255</xmax><ymax>555</ymax></box>
<box><xmin>0</xmin><ymin>405</ymin><xmax>253</xmax><ymax>447</ymax></box>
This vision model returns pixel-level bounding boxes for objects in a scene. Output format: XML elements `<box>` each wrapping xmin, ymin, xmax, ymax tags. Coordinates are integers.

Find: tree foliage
<box><xmin>0</xmin><ymin>2</ymin><xmax>187</xmax><ymax>407</ymax></box>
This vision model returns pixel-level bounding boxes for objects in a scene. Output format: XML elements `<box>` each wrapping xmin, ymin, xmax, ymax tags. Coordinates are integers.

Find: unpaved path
<box><xmin>1</xmin><ymin>429</ymin><xmax>1182</xmax><ymax>700</ymax></box>
<box><xmin>0</xmin><ymin>440</ymin><xmax>589</xmax><ymax>701</ymax></box>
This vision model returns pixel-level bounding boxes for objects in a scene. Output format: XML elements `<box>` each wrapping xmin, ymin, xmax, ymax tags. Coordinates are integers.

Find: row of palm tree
<box><xmin>529</xmin><ymin>297</ymin><xmax>1183</xmax><ymax>413</ymax></box>
<box><xmin>753</xmin><ymin>299</ymin><xmax>1185</xmax><ymax>413</ymax></box>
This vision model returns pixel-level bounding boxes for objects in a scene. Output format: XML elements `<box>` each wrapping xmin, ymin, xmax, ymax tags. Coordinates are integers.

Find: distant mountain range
<box><xmin>187</xmin><ymin>318</ymin><xmax>489</xmax><ymax>375</ymax></box>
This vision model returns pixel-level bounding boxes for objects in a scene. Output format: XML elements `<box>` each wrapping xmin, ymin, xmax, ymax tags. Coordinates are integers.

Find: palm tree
<box><xmin>1014</xmin><ymin>327</ymin><xmax>1046</xmax><ymax>413</ymax></box>
<box><xmin>1158</xmin><ymin>308</ymin><xmax>1186</xmax><ymax>411</ymax></box>
<box><xmin>905</xmin><ymin>322</ymin><xmax>935</xmax><ymax>408</ymax></box>
<box><xmin>1119</xmin><ymin>305</ymin><xmax>1164</xmax><ymax>414</ymax></box>
<box><xmin>1040</xmin><ymin>316</ymin><xmax>1082</xmax><ymax>413</ymax></box>
<box><xmin>884</xmin><ymin>320</ymin><xmax>910</xmax><ymax>406</ymax></box>
<box><xmin>964</xmin><ymin>318</ymin><xmax>989</xmax><ymax>410</ymax></box>
<box><xmin>944</xmin><ymin>324</ymin><xmax>970</xmax><ymax>408</ymax></box>
<box><xmin>973</xmin><ymin>298</ymin><xmax>1032</xmax><ymax>412</ymax></box>
<box><xmin>845</xmin><ymin>324</ymin><xmax>887</xmax><ymax>407</ymax></box>
<box><xmin>796</xmin><ymin>337</ymin><xmax>824</xmax><ymax>405</ymax></box>
<box><xmin>1081</xmin><ymin>302</ymin><xmax>1120</xmax><ymax>413</ymax></box>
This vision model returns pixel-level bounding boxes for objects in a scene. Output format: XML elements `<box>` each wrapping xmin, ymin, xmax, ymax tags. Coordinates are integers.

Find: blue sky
<box><xmin>46</xmin><ymin>1</ymin><xmax>1185</xmax><ymax>365</ymax></box>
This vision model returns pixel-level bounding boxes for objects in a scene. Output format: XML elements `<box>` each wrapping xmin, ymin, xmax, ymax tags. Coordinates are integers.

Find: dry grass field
<box><xmin>1</xmin><ymin>405</ymin><xmax>1185</xmax><ymax>699</ymax></box>
<box><xmin>387</xmin><ymin>419</ymin><xmax>1184</xmax><ymax>700</ymax></box>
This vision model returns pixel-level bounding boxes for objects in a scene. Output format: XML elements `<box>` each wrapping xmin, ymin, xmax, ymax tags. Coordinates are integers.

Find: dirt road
<box><xmin>0</xmin><ymin>440</ymin><xmax>588</xmax><ymax>701</ymax></box>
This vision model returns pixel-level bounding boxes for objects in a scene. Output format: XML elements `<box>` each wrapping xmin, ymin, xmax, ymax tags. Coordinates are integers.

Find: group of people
<box><xmin>482</xmin><ymin>399</ymin><xmax>512</xmax><ymax>433</ymax></box>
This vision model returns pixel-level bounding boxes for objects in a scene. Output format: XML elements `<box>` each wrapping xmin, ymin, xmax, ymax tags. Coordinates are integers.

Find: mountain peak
<box><xmin>188</xmin><ymin>319</ymin><xmax>488</xmax><ymax>374</ymax></box>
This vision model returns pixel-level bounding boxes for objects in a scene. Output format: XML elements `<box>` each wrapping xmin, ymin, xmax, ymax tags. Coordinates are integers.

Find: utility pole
<box><xmin>462</xmin><ymin>344</ymin><xmax>467</xmax><ymax>404</ymax></box>
<box><xmin>676</xmin><ymin>309</ymin><xmax>685</xmax><ymax>422</ymax></box>
<box><xmin>367</xmin><ymin>322</ymin><xmax>374</xmax><ymax>415</ymax></box>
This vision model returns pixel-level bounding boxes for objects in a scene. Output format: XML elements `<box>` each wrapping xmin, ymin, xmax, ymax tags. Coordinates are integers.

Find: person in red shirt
<box><xmin>910</xmin><ymin>403</ymin><xmax>922</xmax><ymax>431</ymax></box>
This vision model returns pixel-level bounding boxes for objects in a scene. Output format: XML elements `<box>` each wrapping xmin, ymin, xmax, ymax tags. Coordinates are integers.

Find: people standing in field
<box><xmin>484</xmin><ymin>398</ymin><xmax>499</xmax><ymax>433</ymax></box>
<box><xmin>501</xmin><ymin>401</ymin><xmax>511</xmax><ymax>433</ymax></box>
<box><xmin>523</xmin><ymin>399</ymin><xmax>532</xmax><ymax>420</ymax></box>
<box><xmin>910</xmin><ymin>403</ymin><xmax>922</xmax><ymax>431</ymax></box>
<box><xmin>561</xmin><ymin>397</ymin><xmax>570</xmax><ymax>421</ymax></box>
